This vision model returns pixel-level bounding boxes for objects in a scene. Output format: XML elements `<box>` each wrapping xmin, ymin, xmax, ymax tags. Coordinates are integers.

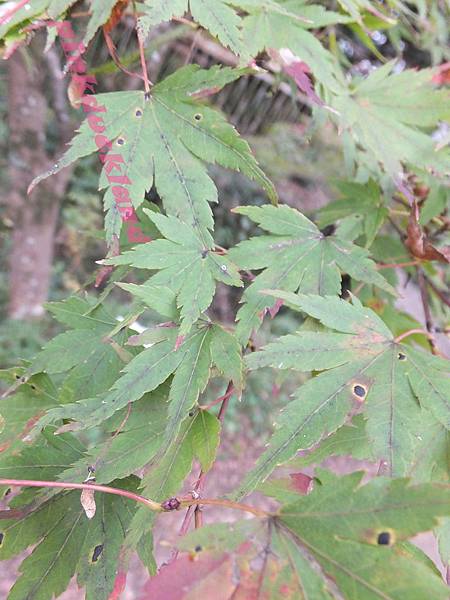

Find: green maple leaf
<box><xmin>318</xmin><ymin>180</ymin><xmax>388</xmax><ymax>247</ymax></box>
<box><xmin>0</xmin><ymin>0</ymin><xmax>117</xmax><ymax>46</ymax></box>
<box><xmin>176</xmin><ymin>471</ymin><xmax>450</xmax><ymax>599</ymax></box>
<box><xmin>238</xmin><ymin>0</ymin><xmax>348</xmax><ymax>92</ymax></box>
<box><xmin>29</xmin><ymin>296</ymin><xmax>129</xmax><ymax>403</ymax></box>
<box><xmin>58</xmin><ymin>386</ymin><xmax>169</xmax><ymax>485</ymax></box>
<box><xmin>32</xmin><ymin>65</ymin><xmax>276</xmax><ymax>243</ymax></box>
<box><xmin>278</xmin><ymin>471</ymin><xmax>450</xmax><ymax>600</ymax></box>
<box><xmin>124</xmin><ymin>406</ymin><xmax>220</xmax><ymax>551</ymax></box>
<box><xmin>0</xmin><ymin>477</ymin><xmax>139</xmax><ymax>600</ymax></box>
<box><xmin>108</xmin><ymin>211</ymin><xmax>242</xmax><ymax>336</ymax></box>
<box><xmin>35</xmin><ymin>321</ymin><xmax>242</xmax><ymax>445</ymax></box>
<box><xmin>331</xmin><ymin>63</ymin><xmax>450</xmax><ymax>176</ymax></box>
<box><xmin>228</xmin><ymin>205</ymin><xmax>394</xmax><ymax>344</ymax></box>
<box><xmin>138</xmin><ymin>0</ymin><xmax>243</xmax><ymax>55</ymax></box>
<box><xmin>233</xmin><ymin>293</ymin><xmax>450</xmax><ymax>499</ymax></box>
<box><xmin>0</xmin><ymin>369</ymin><xmax>59</xmax><ymax>457</ymax></box>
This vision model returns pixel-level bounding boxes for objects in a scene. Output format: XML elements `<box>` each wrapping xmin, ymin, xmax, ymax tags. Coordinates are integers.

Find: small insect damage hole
<box><xmin>194</xmin><ymin>113</ymin><xmax>203</xmax><ymax>121</ymax></box>
<box><xmin>91</xmin><ymin>544</ymin><xmax>104</xmax><ymax>562</ymax></box>
<box><xmin>320</xmin><ymin>224</ymin><xmax>336</xmax><ymax>237</ymax></box>
<box><xmin>116</xmin><ymin>137</ymin><xmax>125</xmax><ymax>146</ymax></box>
<box><xmin>135</xmin><ymin>108</ymin><xmax>143</xmax><ymax>118</ymax></box>
<box><xmin>397</xmin><ymin>352</ymin><xmax>407</xmax><ymax>361</ymax></box>
<box><xmin>0</xmin><ymin>533</ymin><xmax>4</xmax><ymax>546</ymax></box>
<box><xmin>377</xmin><ymin>531</ymin><xmax>391</xmax><ymax>546</ymax></box>
<box><xmin>201</xmin><ymin>249</ymin><xmax>208</xmax><ymax>259</ymax></box>
<box><xmin>188</xmin><ymin>411</ymin><xmax>195</xmax><ymax>417</ymax></box>
<box><xmin>353</xmin><ymin>384</ymin><xmax>367</xmax><ymax>399</ymax></box>
<box><xmin>194</xmin><ymin>545</ymin><xmax>202</xmax><ymax>552</ymax></box>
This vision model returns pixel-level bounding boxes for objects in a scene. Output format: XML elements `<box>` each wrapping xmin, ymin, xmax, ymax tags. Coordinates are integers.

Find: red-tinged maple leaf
<box><xmin>139</xmin><ymin>553</ymin><xmax>232</xmax><ymax>600</ymax></box>
<box><xmin>284</xmin><ymin>60</ymin><xmax>325</xmax><ymax>107</ymax></box>
<box><xmin>432</xmin><ymin>62</ymin><xmax>450</xmax><ymax>86</ymax></box>
<box><xmin>405</xmin><ymin>201</ymin><xmax>450</xmax><ymax>264</ymax></box>
<box><xmin>289</xmin><ymin>472</ymin><xmax>313</xmax><ymax>495</ymax></box>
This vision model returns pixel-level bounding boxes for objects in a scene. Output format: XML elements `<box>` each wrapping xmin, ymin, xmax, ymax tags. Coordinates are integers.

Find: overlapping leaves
<box><xmin>229</xmin><ymin>205</ymin><xmax>393</xmax><ymax>344</ymax></box>
<box><xmin>331</xmin><ymin>63</ymin><xmax>450</xmax><ymax>176</ymax></box>
<box><xmin>108</xmin><ymin>211</ymin><xmax>242</xmax><ymax>336</ymax></box>
<box><xmin>35</xmin><ymin>319</ymin><xmax>242</xmax><ymax>446</ymax></box>
<box><xmin>138</xmin><ymin>0</ymin><xmax>243</xmax><ymax>55</ymax></box>
<box><xmin>233</xmin><ymin>293</ymin><xmax>450</xmax><ymax>498</ymax></box>
<box><xmin>31</xmin><ymin>65</ymin><xmax>276</xmax><ymax>242</ymax></box>
<box><xmin>169</xmin><ymin>471</ymin><xmax>450</xmax><ymax>599</ymax></box>
<box><xmin>0</xmin><ymin>429</ymin><xmax>139</xmax><ymax>600</ymax></box>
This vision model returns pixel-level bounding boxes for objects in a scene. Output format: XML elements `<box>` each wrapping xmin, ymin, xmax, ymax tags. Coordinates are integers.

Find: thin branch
<box><xmin>171</xmin><ymin>382</ymin><xmax>236</xmax><ymax>561</ymax></box>
<box><xmin>136</xmin><ymin>26</ymin><xmax>152</xmax><ymax>93</ymax></box>
<box><xmin>417</xmin><ymin>267</ymin><xmax>439</xmax><ymax>355</ymax></box>
<box><xmin>394</xmin><ymin>328</ymin><xmax>435</xmax><ymax>343</ymax></box>
<box><xmin>376</xmin><ymin>260</ymin><xmax>420</xmax><ymax>270</ymax></box>
<box><xmin>178</xmin><ymin>497</ymin><xmax>269</xmax><ymax>519</ymax></box>
<box><xmin>0</xmin><ymin>479</ymin><xmax>162</xmax><ymax>511</ymax></box>
<box><xmin>0</xmin><ymin>477</ymin><xmax>268</xmax><ymax>518</ymax></box>
<box><xmin>424</xmin><ymin>275</ymin><xmax>450</xmax><ymax>309</ymax></box>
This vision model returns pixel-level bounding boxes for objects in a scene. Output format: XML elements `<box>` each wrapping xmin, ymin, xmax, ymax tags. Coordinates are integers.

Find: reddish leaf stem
<box><xmin>172</xmin><ymin>382</ymin><xmax>236</xmax><ymax>561</ymax></box>
<box><xmin>0</xmin><ymin>479</ymin><xmax>162</xmax><ymax>511</ymax></box>
<box><xmin>0</xmin><ymin>477</ymin><xmax>268</xmax><ymax>518</ymax></box>
<box><xmin>417</xmin><ymin>267</ymin><xmax>439</xmax><ymax>355</ymax></box>
<box><xmin>137</xmin><ymin>29</ymin><xmax>152</xmax><ymax>94</ymax></box>
<box><xmin>0</xmin><ymin>0</ymin><xmax>29</xmax><ymax>25</ymax></box>
<box><xmin>394</xmin><ymin>328</ymin><xmax>435</xmax><ymax>343</ymax></box>
<box><xmin>376</xmin><ymin>260</ymin><xmax>420</xmax><ymax>270</ymax></box>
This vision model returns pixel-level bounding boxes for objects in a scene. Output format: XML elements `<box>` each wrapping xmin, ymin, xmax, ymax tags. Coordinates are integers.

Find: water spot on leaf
<box><xmin>91</xmin><ymin>544</ymin><xmax>104</xmax><ymax>562</ymax></box>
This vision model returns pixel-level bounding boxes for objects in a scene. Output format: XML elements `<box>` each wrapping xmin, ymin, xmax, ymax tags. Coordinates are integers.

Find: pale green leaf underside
<box><xmin>233</xmin><ymin>295</ymin><xmax>450</xmax><ymax>499</ymax></box>
<box><xmin>229</xmin><ymin>205</ymin><xmax>394</xmax><ymax>344</ymax></box>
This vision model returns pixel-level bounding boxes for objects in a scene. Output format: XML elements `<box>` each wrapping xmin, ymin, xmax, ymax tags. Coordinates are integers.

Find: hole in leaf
<box><xmin>0</xmin><ymin>533</ymin><xmax>4</xmax><ymax>546</ymax></box>
<box><xmin>397</xmin><ymin>352</ymin><xmax>407</xmax><ymax>361</ymax></box>
<box><xmin>30</xmin><ymin>384</ymin><xmax>36</xmax><ymax>390</ymax></box>
<box><xmin>116</xmin><ymin>137</ymin><xmax>125</xmax><ymax>146</ymax></box>
<box><xmin>201</xmin><ymin>249</ymin><xmax>208</xmax><ymax>259</ymax></box>
<box><xmin>91</xmin><ymin>544</ymin><xmax>104</xmax><ymax>562</ymax></box>
<box><xmin>377</xmin><ymin>532</ymin><xmax>391</xmax><ymax>545</ymax></box>
<box><xmin>194</xmin><ymin>545</ymin><xmax>202</xmax><ymax>552</ymax></box>
<box><xmin>320</xmin><ymin>224</ymin><xmax>336</xmax><ymax>237</ymax></box>
<box><xmin>353</xmin><ymin>384</ymin><xmax>367</xmax><ymax>399</ymax></box>
<box><xmin>188</xmin><ymin>411</ymin><xmax>194</xmax><ymax>417</ymax></box>
<box><xmin>15</xmin><ymin>374</ymin><xmax>21</xmax><ymax>380</ymax></box>
<box><xmin>194</xmin><ymin>113</ymin><xmax>203</xmax><ymax>121</ymax></box>
<box><xmin>135</xmin><ymin>108</ymin><xmax>143</xmax><ymax>118</ymax></box>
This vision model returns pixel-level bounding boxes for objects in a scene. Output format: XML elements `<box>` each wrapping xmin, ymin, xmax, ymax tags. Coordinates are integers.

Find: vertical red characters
<box><xmin>52</xmin><ymin>20</ymin><xmax>151</xmax><ymax>245</ymax></box>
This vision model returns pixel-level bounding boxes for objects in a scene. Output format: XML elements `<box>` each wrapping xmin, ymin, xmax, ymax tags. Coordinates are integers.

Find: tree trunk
<box><xmin>6</xmin><ymin>39</ymin><xmax>73</xmax><ymax>319</ymax></box>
